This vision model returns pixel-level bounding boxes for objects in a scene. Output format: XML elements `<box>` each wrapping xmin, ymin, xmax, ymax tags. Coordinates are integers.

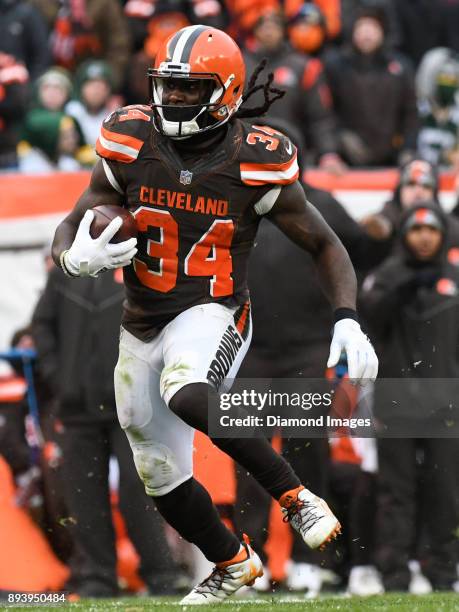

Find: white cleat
<box><xmin>280</xmin><ymin>487</ymin><xmax>341</xmax><ymax>550</ymax></box>
<box><xmin>286</xmin><ymin>561</ymin><xmax>323</xmax><ymax>593</ymax></box>
<box><xmin>180</xmin><ymin>534</ymin><xmax>263</xmax><ymax>605</ymax></box>
<box><xmin>347</xmin><ymin>565</ymin><xmax>385</xmax><ymax>596</ymax></box>
<box><xmin>408</xmin><ymin>560</ymin><xmax>432</xmax><ymax>595</ymax></box>
<box><xmin>285</xmin><ymin>560</ymin><xmax>340</xmax><ymax>597</ymax></box>
<box><xmin>251</xmin><ymin>566</ymin><xmax>271</xmax><ymax>592</ymax></box>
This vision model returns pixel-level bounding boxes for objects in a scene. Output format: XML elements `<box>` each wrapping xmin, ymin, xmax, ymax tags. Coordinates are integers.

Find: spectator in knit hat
<box><xmin>65</xmin><ymin>60</ymin><xmax>116</xmax><ymax>150</ymax></box>
<box><xmin>35</xmin><ymin>67</ymin><xmax>73</xmax><ymax>113</ymax></box>
<box><xmin>287</xmin><ymin>2</ymin><xmax>329</xmax><ymax>58</ymax></box>
<box><xmin>361</xmin><ymin>157</ymin><xmax>459</xmax><ymax>251</ymax></box>
<box><xmin>377</xmin><ymin>159</ymin><xmax>441</xmax><ymax>229</ymax></box>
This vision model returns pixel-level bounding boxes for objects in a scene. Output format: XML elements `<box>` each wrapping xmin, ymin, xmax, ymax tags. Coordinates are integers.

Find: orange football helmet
<box><xmin>148</xmin><ymin>25</ymin><xmax>246</xmax><ymax>138</ymax></box>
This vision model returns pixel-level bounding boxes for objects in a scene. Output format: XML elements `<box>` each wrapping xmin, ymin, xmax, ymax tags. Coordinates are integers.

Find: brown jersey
<box><xmin>96</xmin><ymin>106</ymin><xmax>299</xmax><ymax>341</ymax></box>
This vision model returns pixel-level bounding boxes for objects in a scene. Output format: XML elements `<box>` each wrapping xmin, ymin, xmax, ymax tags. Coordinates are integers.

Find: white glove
<box><xmin>327</xmin><ymin>318</ymin><xmax>378</xmax><ymax>385</ymax></box>
<box><xmin>62</xmin><ymin>209</ymin><xmax>138</xmax><ymax>277</ymax></box>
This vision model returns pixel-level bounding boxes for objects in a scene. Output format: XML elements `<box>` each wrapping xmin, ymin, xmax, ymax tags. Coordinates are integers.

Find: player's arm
<box><xmin>267</xmin><ymin>180</ymin><xmax>356</xmax><ymax>308</ymax></box>
<box><xmin>52</xmin><ymin>161</ymin><xmax>137</xmax><ymax>278</ymax></box>
<box><xmin>266</xmin><ymin>181</ymin><xmax>378</xmax><ymax>383</ymax></box>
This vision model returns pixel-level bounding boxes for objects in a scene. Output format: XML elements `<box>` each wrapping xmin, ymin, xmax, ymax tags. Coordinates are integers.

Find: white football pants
<box><xmin>114</xmin><ymin>302</ymin><xmax>251</xmax><ymax>496</ymax></box>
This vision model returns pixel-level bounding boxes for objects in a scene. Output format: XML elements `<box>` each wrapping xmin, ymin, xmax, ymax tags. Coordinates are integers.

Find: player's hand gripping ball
<box><xmin>90</xmin><ymin>204</ymin><xmax>138</xmax><ymax>242</ymax></box>
<box><xmin>63</xmin><ymin>205</ymin><xmax>138</xmax><ymax>277</ymax></box>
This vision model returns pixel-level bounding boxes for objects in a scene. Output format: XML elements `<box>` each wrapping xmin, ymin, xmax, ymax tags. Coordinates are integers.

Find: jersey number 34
<box><xmin>133</xmin><ymin>207</ymin><xmax>234</xmax><ymax>297</ymax></box>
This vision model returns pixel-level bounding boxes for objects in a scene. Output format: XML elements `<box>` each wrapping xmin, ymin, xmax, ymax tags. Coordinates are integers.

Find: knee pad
<box><xmin>114</xmin><ymin>359</ymin><xmax>152</xmax><ymax>431</ymax></box>
<box><xmin>160</xmin><ymin>362</ymin><xmax>197</xmax><ymax>407</ymax></box>
<box><xmin>114</xmin><ymin>357</ymin><xmax>136</xmax><ymax>429</ymax></box>
<box><xmin>131</xmin><ymin>441</ymin><xmax>190</xmax><ymax>497</ymax></box>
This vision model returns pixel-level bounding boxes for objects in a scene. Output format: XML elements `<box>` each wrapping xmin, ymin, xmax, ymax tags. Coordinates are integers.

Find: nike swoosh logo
<box><xmin>285</xmin><ymin>140</ymin><xmax>293</xmax><ymax>155</ymax></box>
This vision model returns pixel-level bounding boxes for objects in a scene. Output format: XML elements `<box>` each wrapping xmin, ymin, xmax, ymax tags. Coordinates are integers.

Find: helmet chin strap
<box><xmin>153</xmin><ymin>82</ymin><xmax>208</xmax><ymax>138</ymax></box>
<box><xmin>162</xmin><ymin>117</ymin><xmax>201</xmax><ymax>139</ymax></box>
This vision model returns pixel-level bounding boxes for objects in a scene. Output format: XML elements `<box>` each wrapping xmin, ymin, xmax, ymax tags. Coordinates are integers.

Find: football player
<box><xmin>51</xmin><ymin>25</ymin><xmax>378</xmax><ymax>604</ymax></box>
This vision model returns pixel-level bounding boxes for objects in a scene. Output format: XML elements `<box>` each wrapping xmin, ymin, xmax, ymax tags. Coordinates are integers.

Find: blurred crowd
<box><xmin>1</xmin><ymin>0</ymin><xmax>459</xmax><ymax>602</ymax></box>
<box><xmin>1</xmin><ymin>0</ymin><xmax>459</xmax><ymax>173</ymax></box>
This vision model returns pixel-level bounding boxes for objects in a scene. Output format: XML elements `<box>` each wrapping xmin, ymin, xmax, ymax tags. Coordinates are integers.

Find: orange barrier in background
<box><xmin>0</xmin><ymin>168</ymin><xmax>456</xmax><ymax>222</ymax></box>
<box><xmin>303</xmin><ymin>168</ymin><xmax>457</xmax><ymax>192</ymax></box>
<box><xmin>0</xmin><ymin>458</ymin><xmax>69</xmax><ymax>591</ymax></box>
<box><xmin>0</xmin><ymin>173</ymin><xmax>89</xmax><ymax>220</ymax></box>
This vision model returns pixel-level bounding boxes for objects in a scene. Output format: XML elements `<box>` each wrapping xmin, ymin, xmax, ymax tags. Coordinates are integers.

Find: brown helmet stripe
<box><xmin>169</xmin><ymin>25</ymin><xmax>209</xmax><ymax>64</ymax></box>
<box><xmin>167</xmin><ymin>30</ymin><xmax>183</xmax><ymax>61</ymax></box>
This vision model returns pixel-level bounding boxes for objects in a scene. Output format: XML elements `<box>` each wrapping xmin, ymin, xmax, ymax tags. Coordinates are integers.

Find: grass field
<box><xmin>5</xmin><ymin>593</ymin><xmax>459</xmax><ymax>612</ymax></box>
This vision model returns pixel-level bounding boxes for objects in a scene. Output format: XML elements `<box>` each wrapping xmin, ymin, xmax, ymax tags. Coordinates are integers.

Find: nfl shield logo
<box><xmin>180</xmin><ymin>170</ymin><xmax>193</xmax><ymax>185</ymax></box>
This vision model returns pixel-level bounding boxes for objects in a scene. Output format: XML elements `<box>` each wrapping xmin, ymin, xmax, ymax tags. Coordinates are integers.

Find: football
<box><xmin>89</xmin><ymin>204</ymin><xmax>138</xmax><ymax>244</ymax></box>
